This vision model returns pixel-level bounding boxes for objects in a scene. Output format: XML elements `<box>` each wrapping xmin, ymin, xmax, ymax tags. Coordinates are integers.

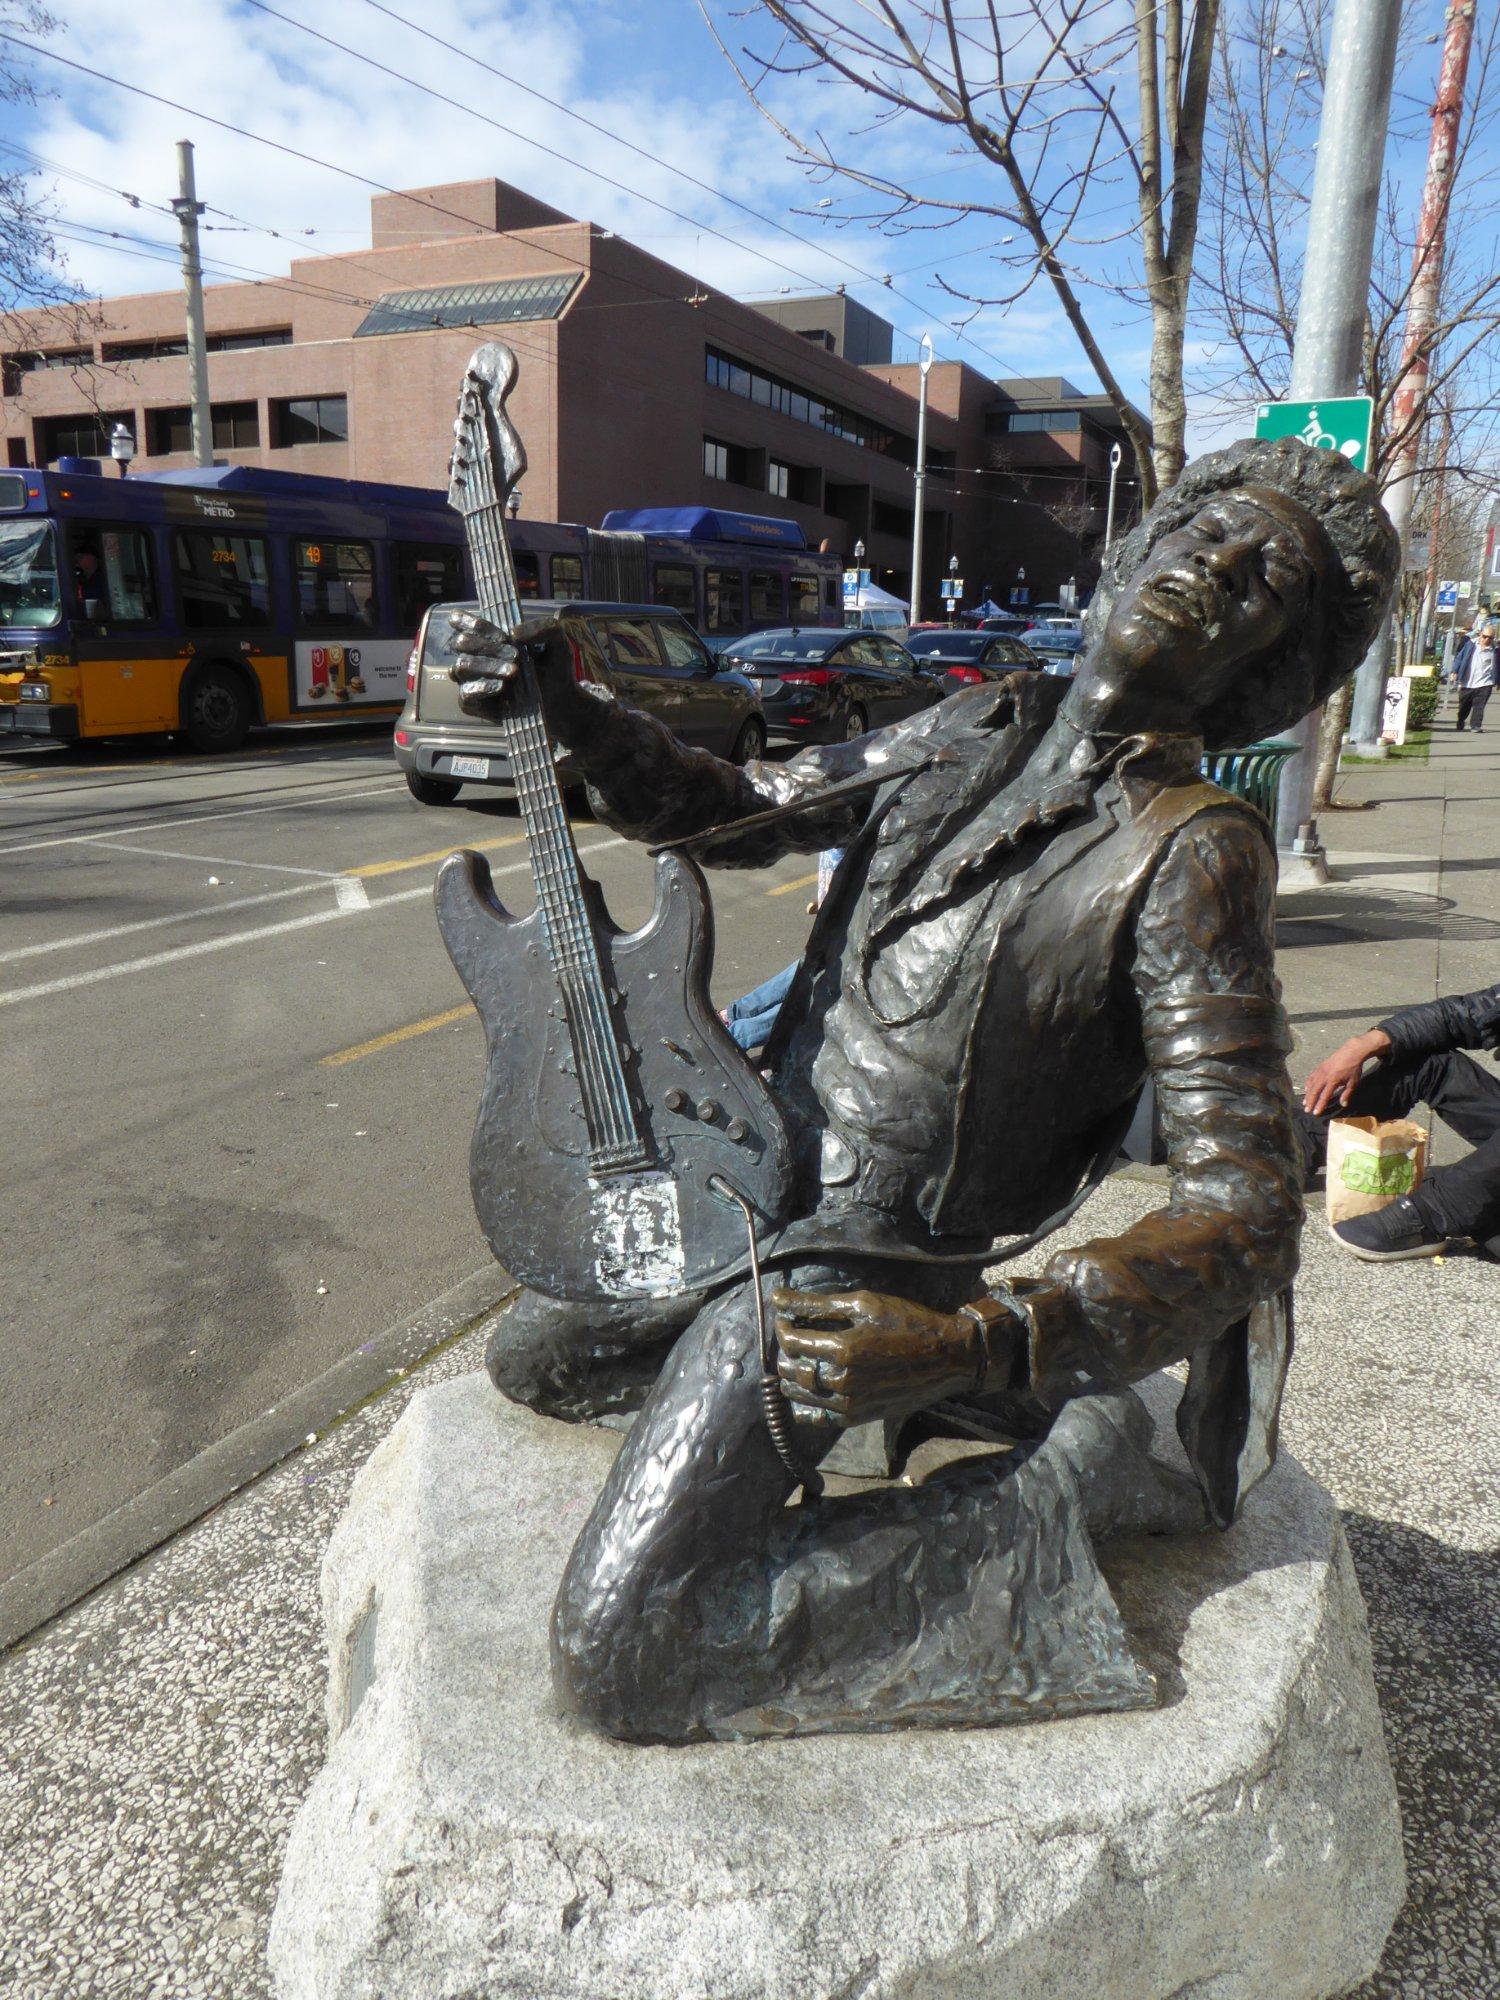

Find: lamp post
<box><xmin>109</xmin><ymin>423</ymin><xmax>135</xmax><ymax>479</ymax></box>
<box><xmin>909</xmin><ymin>332</ymin><xmax>933</xmax><ymax>628</ymax></box>
<box><xmin>507</xmin><ymin>490</ymin><xmax>522</xmax><ymax>519</ymax></box>
<box><xmin>947</xmin><ymin>552</ymin><xmax>959</xmax><ymax>626</ymax></box>
<box><xmin>1014</xmin><ymin>565</ymin><xmax>1026</xmax><ymax>613</ymax></box>
<box><xmin>1104</xmin><ymin>442</ymin><xmax>1123</xmax><ymax>551</ymax></box>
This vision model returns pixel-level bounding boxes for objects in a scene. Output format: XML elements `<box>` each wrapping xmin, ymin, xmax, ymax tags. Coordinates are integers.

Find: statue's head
<box><xmin>1070</xmin><ymin>437</ymin><xmax>1398</xmax><ymax>750</ymax></box>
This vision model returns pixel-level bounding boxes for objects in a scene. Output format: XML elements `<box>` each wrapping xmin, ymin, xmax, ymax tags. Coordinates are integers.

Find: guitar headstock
<box><xmin>449</xmin><ymin>342</ymin><xmax>527</xmax><ymax>522</ymax></box>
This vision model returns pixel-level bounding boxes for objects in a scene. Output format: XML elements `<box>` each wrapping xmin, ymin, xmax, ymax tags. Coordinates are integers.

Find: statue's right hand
<box><xmin>448</xmin><ymin>611</ymin><xmax>584</xmax><ymax>734</ymax></box>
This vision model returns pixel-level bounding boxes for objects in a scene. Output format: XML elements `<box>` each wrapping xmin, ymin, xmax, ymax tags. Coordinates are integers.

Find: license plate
<box><xmin>449</xmin><ymin>754</ymin><xmax>491</xmax><ymax>780</ymax></box>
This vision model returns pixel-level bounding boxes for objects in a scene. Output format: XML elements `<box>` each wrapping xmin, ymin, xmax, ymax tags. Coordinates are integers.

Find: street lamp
<box><xmin>1104</xmin><ymin>442</ymin><xmax>1123</xmax><ymax>551</ymax></box>
<box><xmin>109</xmin><ymin>422</ymin><xmax>136</xmax><ymax>478</ymax></box>
<box><xmin>507</xmin><ymin>489</ymin><xmax>522</xmax><ymax>519</ymax></box>
<box><xmin>853</xmin><ymin>538</ymin><xmax>865</xmax><ymax>567</ymax></box>
<box><xmin>947</xmin><ymin>552</ymin><xmax>959</xmax><ymax>625</ymax></box>
<box><xmin>909</xmin><ymin>331</ymin><xmax>934</xmax><ymax>628</ymax></box>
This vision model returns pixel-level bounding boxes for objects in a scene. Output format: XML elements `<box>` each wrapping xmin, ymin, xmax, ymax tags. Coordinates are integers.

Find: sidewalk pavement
<box><xmin>2</xmin><ymin>718</ymin><xmax>1496</xmax><ymax>2000</ymax></box>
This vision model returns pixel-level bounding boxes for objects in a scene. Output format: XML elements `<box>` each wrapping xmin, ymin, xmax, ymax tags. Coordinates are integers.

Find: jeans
<box><xmin>723</xmin><ymin>959</ymin><xmax>797</xmax><ymax>1051</ymax></box>
<box><xmin>1298</xmin><ymin>1049</ymin><xmax>1500</xmax><ymax>1242</ymax></box>
<box><xmin>1457</xmin><ymin>684</ymin><xmax>1492</xmax><ymax>730</ymax></box>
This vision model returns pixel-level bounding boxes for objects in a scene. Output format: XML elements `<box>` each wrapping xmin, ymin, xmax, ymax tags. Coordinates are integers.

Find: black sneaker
<box><xmin>1330</xmin><ymin>1197</ymin><xmax>1448</xmax><ymax>1262</ymax></box>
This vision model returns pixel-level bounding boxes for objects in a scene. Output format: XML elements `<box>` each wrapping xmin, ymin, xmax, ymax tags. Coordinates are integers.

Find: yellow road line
<box><xmin>766</xmin><ymin>871</ymin><xmax>819</xmax><ymax>898</ymax></box>
<box><xmin>347</xmin><ymin>833</ymin><xmax>525</xmax><ymax>880</ymax></box>
<box><xmin>0</xmin><ymin>770</ymin><xmax>41</xmax><ymax>783</ymax></box>
<box><xmin>321</xmin><ymin>1002</ymin><xmax>474</xmax><ymax>1066</ymax></box>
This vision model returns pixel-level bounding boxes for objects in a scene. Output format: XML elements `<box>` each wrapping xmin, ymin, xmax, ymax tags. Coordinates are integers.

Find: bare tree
<box><xmin>0</xmin><ymin>6</ymin><xmax>77</xmax><ymax>318</ymax></box>
<box><xmin>700</xmin><ymin>0</ymin><xmax>1224</xmax><ymax>504</ymax></box>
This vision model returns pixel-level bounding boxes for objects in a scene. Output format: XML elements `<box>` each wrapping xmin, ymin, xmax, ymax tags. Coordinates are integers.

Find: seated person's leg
<box><xmin>723</xmin><ymin>960</ymin><xmax>797</xmax><ymax>1051</ymax></box>
<box><xmin>486</xmin><ymin>1286</ymin><xmax>703</xmax><ymax>1421</ymax></box>
<box><xmin>1296</xmin><ymin>1048</ymin><xmax>1500</xmax><ymax>1177</ymax></box>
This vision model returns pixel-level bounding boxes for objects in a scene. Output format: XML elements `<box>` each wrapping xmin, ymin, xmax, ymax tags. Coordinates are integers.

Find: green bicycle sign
<box><xmin>1253</xmin><ymin>396</ymin><xmax>1373</xmax><ymax>473</ymax></box>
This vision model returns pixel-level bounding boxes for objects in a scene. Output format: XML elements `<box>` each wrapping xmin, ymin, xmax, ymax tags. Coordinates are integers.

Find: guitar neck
<box><xmin>463</xmin><ymin>499</ymin><xmax>649</xmax><ymax>1173</ymax></box>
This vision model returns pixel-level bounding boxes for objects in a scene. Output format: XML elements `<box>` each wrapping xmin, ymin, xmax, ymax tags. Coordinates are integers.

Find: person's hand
<box><xmin>1303</xmin><ymin>1028</ymin><xmax>1392</xmax><ymax>1115</ymax></box>
<box><xmin>448</xmin><ymin>612</ymin><xmax>586</xmax><ymax>737</ymax></box>
<box><xmin>771</xmin><ymin>1286</ymin><xmax>1013</xmax><ymax>1430</ymax></box>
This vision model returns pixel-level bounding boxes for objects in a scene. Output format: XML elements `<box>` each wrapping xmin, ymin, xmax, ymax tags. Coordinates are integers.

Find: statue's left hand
<box><xmin>771</xmin><ymin>1286</ymin><xmax>986</xmax><ymax>1430</ymax></box>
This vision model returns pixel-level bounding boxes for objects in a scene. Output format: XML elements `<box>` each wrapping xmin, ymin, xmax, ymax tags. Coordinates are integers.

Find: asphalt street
<box><xmin>0</xmin><ymin>725</ymin><xmax>824</xmax><ymax>1582</ymax></box>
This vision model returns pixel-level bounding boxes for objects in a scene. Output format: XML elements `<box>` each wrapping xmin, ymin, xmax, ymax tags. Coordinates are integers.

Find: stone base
<box><xmin>269</xmin><ymin>1371</ymin><xmax>1404</xmax><ymax>2000</ymax></box>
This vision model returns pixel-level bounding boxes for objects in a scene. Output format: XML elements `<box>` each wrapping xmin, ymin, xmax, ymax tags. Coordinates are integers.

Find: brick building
<box><xmin>0</xmin><ymin>178</ymin><xmax>1144</xmax><ymax>608</ymax></box>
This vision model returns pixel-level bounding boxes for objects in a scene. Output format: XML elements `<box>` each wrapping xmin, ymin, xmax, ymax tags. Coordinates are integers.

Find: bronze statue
<box><xmin>444</xmin><ymin>428</ymin><xmax>1397</xmax><ymax>1745</ymax></box>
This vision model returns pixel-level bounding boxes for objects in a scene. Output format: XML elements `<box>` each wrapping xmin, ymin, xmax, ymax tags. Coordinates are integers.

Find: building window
<box><xmin>34</xmin><ymin>412</ymin><xmax>134</xmax><ymax>463</ymax></box>
<box><xmin>102</xmin><ymin>337</ymin><xmax>188</xmax><ymax>363</ymax></box>
<box><xmin>703</xmin><ymin>435</ymin><xmax>749</xmax><ymax>484</ymax></box>
<box><xmin>1005</xmin><ymin>410</ymin><xmax>1082</xmax><ymax>433</ymax></box>
<box><xmin>706</xmin><ymin>346</ymin><xmax>906</xmax><ymax>460</ymax></box>
<box><xmin>207</xmin><ymin>328</ymin><xmax>292</xmax><ymax>352</ymax></box>
<box><xmin>3</xmin><ymin>348</ymin><xmax>93</xmax><ymax>394</ymax></box>
<box><xmin>68</xmin><ymin>525</ymin><xmax>157</xmax><ymax>622</ymax></box>
<box><xmin>294</xmin><ymin>538</ymin><xmax>375</xmax><ymax>631</ymax></box>
<box><xmin>748</xmin><ymin>570</ymin><xmax>784</xmax><ymax>622</ymax></box>
<box><xmin>704</xmin><ymin>568</ymin><xmax>744</xmax><ymax>633</ymax></box>
<box><xmin>146</xmin><ymin>402</ymin><xmax>259</xmax><ymax>455</ymax></box>
<box><xmin>652</xmin><ymin>564</ymin><xmax>696</xmax><ymax>617</ymax></box>
<box><xmin>272</xmin><ymin>395</ymin><xmax>348</xmax><ymax>447</ymax></box>
<box><xmin>393</xmin><ymin>540</ymin><xmax>464</xmax><ymax>629</ymax></box>
<box><xmin>767</xmin><ymin>460</ymin><xmax>789</xmax><ymax>499</ymax></box>
<box><xmin>172</xmin><ymin>530</ymin><xmax>272</xmax><ymax>629</ymax></box>
<box><xmin>549</xmin><ymin>553</ymin><xmax>584</xmax><ymax>599</ymax></box>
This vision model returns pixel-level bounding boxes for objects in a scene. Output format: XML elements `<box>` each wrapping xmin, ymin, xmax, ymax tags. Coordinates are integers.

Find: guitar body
<box><xmin>437</xmin><ymin>844</ymin><xmax>794</xmax><ymax>1301</ymax></box>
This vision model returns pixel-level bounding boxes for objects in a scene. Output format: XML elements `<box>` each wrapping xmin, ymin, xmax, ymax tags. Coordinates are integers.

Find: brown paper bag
<box><xmin>1326</xmin><ymin>1116</ymin><xmax>1428</xmax><ymax>1224</ymax></box>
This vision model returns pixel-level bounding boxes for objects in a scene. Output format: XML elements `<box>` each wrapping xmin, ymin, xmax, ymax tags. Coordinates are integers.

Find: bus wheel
<box><xmin>183</xmin><ymin>666</ymin><xmax>252</xmax><ymax>754</ymax></box>
<box><xmin>406</xmin><ymin>770</ymin><xmax>462</xmax><ymax>806</ymax></box>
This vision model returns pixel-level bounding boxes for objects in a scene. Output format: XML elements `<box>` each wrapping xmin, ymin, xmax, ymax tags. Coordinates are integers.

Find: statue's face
<box><xmin>1081</xmin><ymin>486</ymin><xmax>1332</xmax><ymax>733</ymax></box>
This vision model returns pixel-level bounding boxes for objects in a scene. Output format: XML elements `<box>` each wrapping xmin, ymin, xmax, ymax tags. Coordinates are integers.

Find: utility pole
<box><xmin>909</xmin><ymin>334</ymin><xmax>933</xmax><ymax>628</ymax></box>
<box><xmin>1347</xmin><ymin>0</ymin><xmax>1476</xmax><ymax>753</ymax></box>
<box><xmin>1274</xmin><ymin>0</ymin><xmax>1401</xmax><ymax>881</ymax></box>
<box><xmin>172</xmin><ymin>139</ymin><xmax>213</xmax><ymax>470</ymax></box>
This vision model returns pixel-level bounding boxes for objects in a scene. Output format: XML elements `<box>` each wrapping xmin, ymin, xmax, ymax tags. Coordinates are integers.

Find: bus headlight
<box><xmin>19</xmin><ymin>681</ymin><xmax>49</xmax><ymax>701</ymax></box>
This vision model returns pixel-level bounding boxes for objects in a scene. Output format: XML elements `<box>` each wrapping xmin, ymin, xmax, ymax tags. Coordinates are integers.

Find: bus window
<box><xmin>653</xmin><ymin>564</ymin><xmax>696</xmax><ymax>617</ymax></box>
<box><xmin>550</xmin><ymin>553</ymin><xmax>584</xmax><ymax>600</ymax></box>
<box><xmin>824</xmin><ymin>578</ymin><xmax>840</xmax><ymax>612</ymax></box>
<box><xmin>514</xmin><ymin>551</ymin><xmax>541</xmax><ymax>599</ymax></box>
<box><xmin>393</xmin><ymin>541</ymin><xmax>463</xmax><ymax>630</ymax></box>
<box><xmin>748</xmin><ymin>570</ymin><xmax>784</xmax><ymax>622</ymax></box>
<box><xmin>0</xmin><ymin>520</ymin><xmax>63</xmax><ymax>628</ymax></box>
<box><xmin>704</xmin><ymin>568</ymin><xmax>744</xmax><ymax>633</ymax></box>
<box><xmin>295</xmin><ymin>539</ymin><xmax>376</xmax><ymax>632</ymax></box>
<box><xmin>173</xmin><ymin>531</ymin><xmax>272</xmax><ymax>629</ymax></box>
<box><xmin>69</xmin><ymin>525</ymin><xmax>157</xmax><ymax>623</ymax></box>
<box><xmin>790</xmin><ymin>572</ymin><xmax>820</xmax><ymax>623</ymax></box>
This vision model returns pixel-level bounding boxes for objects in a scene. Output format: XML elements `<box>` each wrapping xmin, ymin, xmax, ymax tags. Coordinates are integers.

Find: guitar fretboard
<box><xmin>464</xmin><ymin>495</ymin><xmax>649</xmax><ymax>1173</ymax></box>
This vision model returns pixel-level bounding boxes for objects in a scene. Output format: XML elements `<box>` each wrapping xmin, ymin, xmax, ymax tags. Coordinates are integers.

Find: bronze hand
<box><xmin>448</xmin><ymin>612</ymin><xmax>589</xmax><ymax>738</ymax></box>
<box><xmin>771</xmin><ymin>1286</ymin><xmax>1025</xmax><ymax>1431</ymax></box>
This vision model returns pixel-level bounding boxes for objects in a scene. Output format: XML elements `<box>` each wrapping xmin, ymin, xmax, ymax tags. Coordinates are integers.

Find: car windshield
<box><xmin>1031</xmin><ymin>633</ymin><xmax>1082</xmax><ymax>655</ymax></box>
<box><xmin>0</xmin><ymin>519</ymin><xmax>63</xmax><ymax>630</ymax></box>
<box><xmin>730</xmin><ymin>628</ymin><xmax>837</xmax><ymax>662</ymax></box>
<box><xmin>905</xmin><ymin>631</ymin><xmax>985</xmax><ymax>658</ymax></box>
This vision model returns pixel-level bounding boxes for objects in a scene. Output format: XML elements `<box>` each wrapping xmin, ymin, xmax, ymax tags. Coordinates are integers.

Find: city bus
<box><xmin>0</xmin><ymin>467</ymin><xmax>843</xmax><ymax>752</ymax></box>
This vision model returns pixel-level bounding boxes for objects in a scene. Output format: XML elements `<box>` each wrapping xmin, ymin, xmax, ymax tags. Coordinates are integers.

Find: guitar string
<box><xmin>465</xmin><ymin>476</ymin><xmax>645</xmax><ymax>1161</ymax></box>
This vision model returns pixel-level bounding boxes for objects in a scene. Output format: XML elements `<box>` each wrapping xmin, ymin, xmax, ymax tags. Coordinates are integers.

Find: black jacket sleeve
<box><xmin>1377</xmin><ymin>983</ymin><xmax>1500</xmax><ymax>1065</ymax></box>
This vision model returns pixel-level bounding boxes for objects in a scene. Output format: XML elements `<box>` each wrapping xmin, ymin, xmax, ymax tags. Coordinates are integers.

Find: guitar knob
<box><xmin>663</xmin><ymin>1088</ymin><xmax>689</xmax><ymax>1114</ymax></box>
<box><xmin>696</xmin><ymin>1098</ymin><xmax>719</xmax><ymax>1123</ymax></box>
<box><xmin>726</xmin><ymin>1118</ymin><xmax>748</xmax><ymax>1143</ymax></box>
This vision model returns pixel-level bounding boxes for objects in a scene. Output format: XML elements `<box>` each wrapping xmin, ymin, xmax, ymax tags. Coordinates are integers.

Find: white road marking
<box><xmin>0</xmin><ymin>836</ymin><xmax>626</xmax><ymax>1010</ymax></box>
<box><xmin>99</xmin><ymin>840</ymin><xmax>347</xmax><ymax>879</ymax></box>
<box><xmin>335</xmin><ymin>877</ymin><xmax>371</xmax><ymax>911</ymax></box>
<box><xmin>0</xmin><ymin>775</ymin><xmax>406</xmax><ymax>857</ymax></box>
<box><xmin>0</xmin><ymin>878</ymin><xmax>330</xmax><ymax>967</ymax></box>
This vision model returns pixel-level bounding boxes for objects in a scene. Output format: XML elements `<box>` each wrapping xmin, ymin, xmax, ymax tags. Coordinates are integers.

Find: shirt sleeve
<box><xmin>1377</xmin><ymin>982</ymin><xmax>1500</xmax><ymax>1064</ymax></box>
<box><xmin>1006</xmin><ymin>807</ymin><xmax>1303</xmax><ymax>1398</ymax></box>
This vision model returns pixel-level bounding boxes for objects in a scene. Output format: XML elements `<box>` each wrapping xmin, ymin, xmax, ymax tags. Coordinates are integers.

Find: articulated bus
<box><xmin>0</xmin><ymin>466</ymin><xmax>842</xmax><ymax>752</ymax></box>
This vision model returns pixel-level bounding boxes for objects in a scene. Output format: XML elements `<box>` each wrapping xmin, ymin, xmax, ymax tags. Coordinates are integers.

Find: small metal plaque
<box><xmin>344</xmin><ymin>1597</ymin><xmax>379</xmax><ymax>1728</ymax></box>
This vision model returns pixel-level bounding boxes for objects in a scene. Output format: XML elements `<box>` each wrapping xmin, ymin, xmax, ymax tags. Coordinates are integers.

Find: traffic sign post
<box><xmin>1253</xmin><ymin>396</ymin><xmax>1374</xmax><ymax>473</ymax></box>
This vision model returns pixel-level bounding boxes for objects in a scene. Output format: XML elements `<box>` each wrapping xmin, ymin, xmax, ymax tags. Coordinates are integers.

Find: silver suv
<box><xmin>394</xmin><ymin>599</ymin><xmax>768</xmax><ymax>805</ymax></box>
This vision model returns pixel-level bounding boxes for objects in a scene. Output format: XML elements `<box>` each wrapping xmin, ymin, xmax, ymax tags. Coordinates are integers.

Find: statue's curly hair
<box><xmin>1082</xmin><ymin>436</ymin><xmax>1399</xmax><ymax>749</ymax></box>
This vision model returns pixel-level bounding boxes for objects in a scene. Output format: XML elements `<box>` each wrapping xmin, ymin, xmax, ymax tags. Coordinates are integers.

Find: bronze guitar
<box><xmin>435</xmin><ymin>343</ymin><xmax>793</xmax><ymax>1302</ymax></box>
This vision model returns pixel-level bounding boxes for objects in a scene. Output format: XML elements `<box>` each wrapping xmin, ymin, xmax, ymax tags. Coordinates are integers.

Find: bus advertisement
<box><xmin>0</xmin><ymin>466</ymin><xmax>843</xmax><ymax>753</ymax></box>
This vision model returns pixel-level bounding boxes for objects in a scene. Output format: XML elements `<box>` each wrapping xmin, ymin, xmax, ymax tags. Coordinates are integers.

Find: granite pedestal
<box><xmin>269</xmin><ymin>1369</ymin><xmax>1404</xmax><ymax>2000</ymax></box>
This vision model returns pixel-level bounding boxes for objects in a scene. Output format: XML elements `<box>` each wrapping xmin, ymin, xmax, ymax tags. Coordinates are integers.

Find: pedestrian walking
<box><xmin>1455</xmin><ymin>619</ymin><xmax>1496</xmax><ymax>731</ymax></box>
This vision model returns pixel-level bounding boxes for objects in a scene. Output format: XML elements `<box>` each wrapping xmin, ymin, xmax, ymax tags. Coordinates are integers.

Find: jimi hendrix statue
<box><xmin>441</xmin><ymin>409</ymin><xmax>1396</xmax><ymax>1748</ymax></box>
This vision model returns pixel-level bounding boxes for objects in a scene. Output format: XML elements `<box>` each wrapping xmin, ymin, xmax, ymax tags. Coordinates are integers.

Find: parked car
<box><xmin>904</xmin><ymin>628</ymin><xmax>1042</xmax><ymax>693</ymax></box>
<box><xmin>394</xmin><ymin>599</ymin><xmax>767</xmax><ymax>805</ymax></box>
<box><xmin>716</xmin><ymin>626</ymin><xmax>940</xmax><ymax>743</ymax></box>
<box><xmin>1022</xmin><ymin>625</ymin><xmax>1087</xmax><ymax>676</ymax></box>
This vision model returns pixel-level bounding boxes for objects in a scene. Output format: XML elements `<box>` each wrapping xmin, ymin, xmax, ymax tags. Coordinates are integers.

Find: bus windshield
<box><xmin>0</xmin><ymin>520</ymin><xmax>63</xmax><ymax>630</ymax></box>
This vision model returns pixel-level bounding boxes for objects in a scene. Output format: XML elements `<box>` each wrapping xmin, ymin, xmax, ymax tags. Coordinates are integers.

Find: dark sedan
<box><xmin>905</xmin><ymin>628</ymin><xmax>1042</xmax><ymax>694</ymax></box>
<box><xmin>717</xmin><ymin>627</ymin><xmax>940</xmax><ymax>742</ymax></box>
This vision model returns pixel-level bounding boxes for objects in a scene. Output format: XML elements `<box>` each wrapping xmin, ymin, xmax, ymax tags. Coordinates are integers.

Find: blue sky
<box><xmin>1</xmin><ymin>0</ymin><xmax>1481</xmax><ymax>455</ymax></box>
